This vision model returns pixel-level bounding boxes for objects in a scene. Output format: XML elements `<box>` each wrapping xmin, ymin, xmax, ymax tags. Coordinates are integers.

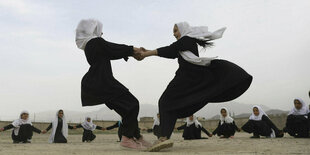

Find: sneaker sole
<box><xmin>120</xmin><ymin>144</ymin><xmax>147</xmax><ymax>151</ymax></box>
<box><xmin>147</xmin><ymin>140</ymin><xmax>174</xmax><ymax>152</ymax></box>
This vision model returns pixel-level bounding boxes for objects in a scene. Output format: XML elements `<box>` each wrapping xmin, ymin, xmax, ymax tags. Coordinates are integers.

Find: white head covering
<box><xmin>249</xmin><ymin>105</ymin><xmax>268</xmax><ymax>121</ymax></box>
<box><xmin>288</xmin><ymin>98</ymin><xmax>309</xmax><ymax>118</ymax></box>
<box><xmin>220</xmin><ymin>107</ymin><xmax>234</xmax><ymax>125</ymax></box>
<box><xmin>75</xmin><ymin>19</ymin><xmax>103</xmax><ymax>50</ymax></box>
<box><xmin>81</xmin><ymin>117</ymin><xmax>97</xmax><ymax>131</ymax></box>
<box><xmin>186</xmin><ymin>115</ymin><xmax>202</xmax><ymax>128</ymax></box>
<box><xmin>49</xmin><ymin>110</ymin><xmax>68</xmax><ymax>143</ymax></box>
<box><xmin>152</xmin><ymin>114</ymin><xmax>160</xmax><ymax>128</ymax></box>
<box><xmin>249</xmin><ymin>105</ymin><xmax>276</xmax><ymax>138</ymax></box>
<box><xmin>12</xmin><ymin>110</ymin><xmax>32</xmax><ymax>136</ymax></box>
<box><xmin>176</xmin><ymin>22</ymin><xmax>226</xmax><ymax>66</ymax></box>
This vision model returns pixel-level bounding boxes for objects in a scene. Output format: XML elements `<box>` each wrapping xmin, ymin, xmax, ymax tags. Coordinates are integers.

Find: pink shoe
<box><xmin>135</xmin><ymin>136</ymin><xmax>152</xmax><ymax>148</ymax></box>
<box><xmin>120</xmin><ymin>136</ymin><xmax>146</xmax><ymax>150</ymax></box>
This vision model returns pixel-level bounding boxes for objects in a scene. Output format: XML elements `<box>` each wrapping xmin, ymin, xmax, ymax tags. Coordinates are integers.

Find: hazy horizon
<box><xmin>0</xmin><ymin>0</ymin><xmax>310</xmax><ymax>120</ymax></box>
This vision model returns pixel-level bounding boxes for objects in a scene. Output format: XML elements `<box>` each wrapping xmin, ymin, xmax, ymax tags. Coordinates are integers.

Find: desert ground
<box><xmin>0</xmin><ymin>132</ymin><xmax>310</xmax><ymax>155</ymax></box>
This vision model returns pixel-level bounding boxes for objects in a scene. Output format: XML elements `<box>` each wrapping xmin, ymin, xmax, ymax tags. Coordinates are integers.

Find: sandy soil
<box><xmin>0</xmin><ymin>132</ymin><xmax>309</xmax><ymax>155</ymax></box>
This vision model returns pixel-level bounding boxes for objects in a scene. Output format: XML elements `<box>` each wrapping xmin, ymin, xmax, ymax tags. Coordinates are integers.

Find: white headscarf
<box><xmin>12</xmin><ymin>110</ymin><xmax>32</xmax><ymax>136</ymax></box>
<box><xmin>152</xmin><ymin>114</ymin><xmax>160</xmax><ymax>128</ymax></box>
<box><xmin>75</xmin><ymin>19</ymin><xmax>103</xmax><ymax>50</ymax></box>
<box><xmin>220</xmin><ymin>107</ymin><xmax>234</xmax><ymax>125</ymax></box>
<box><xmin>186</xmin><ymin>115</ymin><xmax>202</xmax><ymax>128</ymax></box>
<box><xmin>49</xmin><ymin>110</ymin><xmax>68</xmax><ymax>143</ymax></box>
<box><xmin>176</xmin><ymin>22</ymin><xmax>226</xmax><ymax>66</ymax></box>
<box><xmin>288</xmin><ymin>98</ymin><xmax>309</xmax><ymax>118</ymax></box>
<box><xmin>81</xmin><ymin>117</ymin><xmax>97</xmax><ymax>131</ymax></box>
<box><xmin>249</xmin><ymin>105</ymin><xmax>268</xmax><ymax>121</ymax></box>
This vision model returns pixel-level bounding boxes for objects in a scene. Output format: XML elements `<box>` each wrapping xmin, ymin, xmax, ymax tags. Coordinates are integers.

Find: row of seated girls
<box><xmin>151</xmin><ymin>98</ymin><xmax>309</xmax><ymax>139</ymax></box>
<box><xmin>0</xmin><ymin>109</ymin><xmax>123</xmax><ymax>143</ymax></box>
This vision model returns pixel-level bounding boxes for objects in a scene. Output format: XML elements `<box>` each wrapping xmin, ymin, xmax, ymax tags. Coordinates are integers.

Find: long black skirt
<box><xmin>159</xmin><ymin>59</ymin><xmax>253</xmax><ymax>118</ymax></box>
<box><xmin>54</xmin><ymin>131</ymin><xmax>67</xmax><ymax>143</ymax></box>
<box><xmin>284</xmin><ymin>115</ymin><xmax>309</xmax><ymax>138</ymax></box>
<box><xmin>11</xmin><ymin>124</ymin><xmax>33</xmax><ymax>143</ymax></box>
<box><xmin>153</xmin><ymin>125</ymin><xmax>161</xmax><ymax>139</ymax></box>
<box><xmin>215</xmin><ymin>123</ymin><xmax>236</xmax><ymax>137</ymax></box>
<box><xmin>242</xmin><ymin>120</ymin><xmax>272</xmax><ymax>137</ymax></box>
<box><xmin>182</xmin><ymin>124</ymin><xmax>204</xmax><ymax>140</ymax></box>
<box><xmin>82</xmin><ymin>130</ymin><xmax>96</xmax><ymax>142</ymax></box>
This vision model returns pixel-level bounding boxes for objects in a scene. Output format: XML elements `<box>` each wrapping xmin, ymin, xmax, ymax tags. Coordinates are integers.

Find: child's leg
<box><xmin>159</xmin><ymin>110</ymin><xmax>177</xmax><ymax>139</ymax></box>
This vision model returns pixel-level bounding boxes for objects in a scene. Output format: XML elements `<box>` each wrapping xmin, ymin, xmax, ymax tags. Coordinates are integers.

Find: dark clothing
<box><xmin>177</xmin><ymin>123</ymin><xmax>210</xmax><ymax>140</ymax></box>
<box><xmin>46</xmin><ymin>118</ymin><xmax>74</xmax><ymax>143</ymax></box>
<box><xmin>106</xmin><ymin>121</ymin><xmax>123</xmax><ymax>141</ymax></box>
<box><xmin>157</xmin><ymin>36</ymin><xmax>253</xmax><ymax>138</ymax></box>
<box><xmin>284</xmin><ymin>115</ymin><xmax>309</xmax><ymax>138</ymax></box>
<box><xmin>82</xmin><ymin>37</ymin><xmax>133</xmax><ymax>106</ymax></box>
<box><xmin>153</xmin><ymin>125</ymin><xmax>161</xmax><ymax>139</ymax></box>
<box><xmin>212</xmin><ymin>121</ymin><xmax>239</xmax><ymax>138</ymax></box>
<box><xmin>242</xmin><ymin>115</ymin><xmax>281</xmax><ymax>137</ymax></box>
<box><xmin>76</xmin><ymin>124</ymin><xmax>103</xmax><ymax>142</ymax></box>
<box><xmin>3</xmin><ymin>124</ymin><xmax>41</xmax><ymax>143</ymax></box>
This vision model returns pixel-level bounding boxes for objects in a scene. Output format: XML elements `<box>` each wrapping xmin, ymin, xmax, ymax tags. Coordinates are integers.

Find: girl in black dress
<box><xmin>242</xmin><ymin>106</ymin><xmax>283</xmax><ymax>138</ymax></box>
<box><xmin>283</xmin><ymin>98</ymin><xmax>310</xmax><ymax>138</ymax></box>
<box><xmin>75</xmin><ymin>19</ymin><xmax>150</xmax><ymax>150</ymax></box>
<box><xmin>177</xmin><ymin>115</ymin><xmax>212</xmax><ymax>140</ymax></box>
<box><xmin>43</xmin><ymin>110</ymin><xmax>75</xmax><ymax>143</ymax></box>
<box><xmin>75</xmin><ymin>117</ymin><xmax>105</xmax><ymax>142</ymax></box>
<box><xmin>138</xmin><ymin>22</ymin><xmax>253</xmax><ymax>152</ymax></box>
<box><xmin>0</xmin><ymin>111</ymin><xmax>42</xmax><ymax>143</ymax></box>
<box><xmin>106</xmin><ymin>120</ymin><xmax>123</xmax><ymax>142</ymax></box>
<box><xmin>212</xmin><ymin>107</ymin><xmax>240</xmax><ymax>138</ymax></box>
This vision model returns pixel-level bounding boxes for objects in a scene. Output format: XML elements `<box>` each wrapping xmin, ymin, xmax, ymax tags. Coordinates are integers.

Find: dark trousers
<box><xmin>159</xmin><ymin>109</ymin><xmax>178</xmax><ymax>139</ymax></box>
<box><xmin>106</xmin><ymin>92</ymin><xmax>141</xmax><ymax>139</ymax></box>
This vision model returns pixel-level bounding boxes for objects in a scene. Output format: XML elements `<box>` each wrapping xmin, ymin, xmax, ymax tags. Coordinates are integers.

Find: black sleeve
<box><xmin>212</xmin><ymin>121</ymin><xmax>221</xmax><ymax>135</ymax></box>
<box><xmin>68</xmin><ymin>125</ymin><xmax>74</xmax><ymax>129</ymax></box>
<box><xmin>157</xmin><ymin>36</ymin><xmax>197</xmax><ymax>59</ymax></box>
<box><xmin>100</xmin><ymin>39</ymin><xmax>133</xmax><ymax>61</ymax></box>
<box><xmin>262</xmin><ymin>115</ymin><xmax>280</xmax><ymax>133</ymax></box>
<box><xmin>45</xmin><ymin>123</ymin><xmax>52</xmax><ymax>131</ymax></box>
<box><xmin>96</xmin><ymin>126</ymin><xmax>103</xmax><ymax>130</ymax></box>
<box><xmin>201</xmin><ymin>126</ymin><xmax>210</xmax><ymax>136</ymax></box>
<box><xmin>75</xmin><ymin>124</ymin><xmax>82</xmax><ymax>128</ymax></box>
<box><xmin>32</xmin><ymin>126</ymin><xmax>41</xmax><ymax>134</ymax></box>
<box><xmin>106</xmin><ymin>122</ymin><xmax>119</xmax><ymax>130</ymax></box>
<box><xmin>177</xmin><ymin>124</ymin><xmax>186</xmax><ymax>130</ymax></box>
<box><xmin>3</xmin><ymin>124</ymin><xmax>14</xmax><ymax>131</ymax></box>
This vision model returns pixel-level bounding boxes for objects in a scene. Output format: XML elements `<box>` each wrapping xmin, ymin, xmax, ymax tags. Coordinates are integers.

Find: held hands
<box><xmin>41</xmin><ymin>130</ymin><xmax>47</xmax><ymax>134</ymax></box>
<box><xmin>73</xmin><ymin>126</ymin><xmax>77</xmax><ymax>129</ymax></box>
<box><xmin>102</xmin><ymin>128</ymin><xmax>106</xmax><ymax>131</ymax></box>
<box><xmin>0</xmin><ymin>128</ymin><xmax>4</xmax><ymax>132</ymax></box>
<box><xmin>133</xmin><ymin>47</ymin><xmax>146</xmax><ymax>61</ymax></box>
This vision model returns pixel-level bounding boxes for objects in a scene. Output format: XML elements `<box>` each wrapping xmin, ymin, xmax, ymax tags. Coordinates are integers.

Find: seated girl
<box><xmin>75</xmin><ymin>117</ymin><xmax>105</xmax><ymax>142</ymax></box>
<box><xmin>242</xmin><ymin>106</ymin><xmax>283</xmax><ymax>138</ymax></box>
<box><xmin>0</xmin><ymin>111</ymin><xmax>43</xmax><ymax>143</ymax></box>
<box><xmin>212</xmin><ymin>107</ymin><xmax>240</xmax><ymax>138</ymax></box>
<box><xmin>177</xmin><ymin>115</ymin><xmax>212</xmax><ymax>140</ymax></box>
<box><xmin>283</xmin><ymin>98</ymin><xmax>309</xmax><ymax>138</ymax></box>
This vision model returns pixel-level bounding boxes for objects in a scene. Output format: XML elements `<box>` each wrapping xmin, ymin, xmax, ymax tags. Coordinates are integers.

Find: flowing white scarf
<box><xmin>288</xmin><ymin>98</ymin><xmax>309</xmax><ymax>118</ymax></box>
<box><xmin>75</xmin><ymin>19</ymin><xmax>103</xmax><ymax>50</ymax></box>
<box><xmin>249</xmin><ymin>105</ymin><xmax>275</xmax><ymax>138</ymax></box>
<box><xmin>186</xmin><ymin>115</ymin><xmax>202</xmax><ymax>128</ymax></box>
<box><xmin>152</xmin><ymin>115</ymin><xmax>160</xmax><ymax>128</ymax></box>
<box><xmin>176</xmin><ymin>22</ymin><xmax>226</xmax><ymax>66</ymax></box>
<box><xmin>12</xmin><ymin>110</ymin><xmax>32</xmax><ymax>136</ymax></box>
<box><xmin>49</xmin><ymin>110</ymin><xmax>68</xmax><ymax>143</ymax></box>
<box><xmin>220</xmin><ymin>107</ymin><xmax>234</xmax><ymax>125</ymax></box>
<box><xmin>81</xmin><ymin>117</ymin><xmax>97</xmax><ymax>131</ymax></box>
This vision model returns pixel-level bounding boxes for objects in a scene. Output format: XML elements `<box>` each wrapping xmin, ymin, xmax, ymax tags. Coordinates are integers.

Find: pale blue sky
<box><xmin>0</xmin><ymin>0</ymin><xmax>309</xmax><ymax>120</ymax></box>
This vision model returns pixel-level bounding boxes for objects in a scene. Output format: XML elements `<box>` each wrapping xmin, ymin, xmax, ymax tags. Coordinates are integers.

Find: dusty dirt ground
<box><xmin>0</xmin><ymin>132</ymin><xmax>310</xmax><ymax>155</ymax></box>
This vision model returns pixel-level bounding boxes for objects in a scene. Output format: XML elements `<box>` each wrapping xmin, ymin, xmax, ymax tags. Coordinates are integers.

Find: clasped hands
<box><xmin>133</xmin><ymin>47</ymin><xmax>148</xmax><ymax>61</ymax></box>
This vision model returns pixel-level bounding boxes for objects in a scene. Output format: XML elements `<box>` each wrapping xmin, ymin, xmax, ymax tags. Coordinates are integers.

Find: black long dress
<box><xmin>3</xmin><ymin>124</ymin><xmax>41</xmax><ymax>143</ymax></box>
<box><xmin>242</xmin><ymin>115</ymin><xmax>282</xmax><ymax>138</ymax></box>
<box><xmin>212</xmin><ymin>121</ymin><xmax>239</xmax><ymax>138</ymax></box>
<box><xmin>157</xmin><ymin>36</ymin><xmax>253</xmax><ymax>138</ymax></box>
<box><xmin>177</xmin><ymin>123</ymin><xmax>210</xmax><ymax>140</ymax></box>
<box><xmin>46</xmin><ymin>118</ymin><xmax>74</xmax><ymax>143</ymax></box>
<box><xmin>106</xmin><ymin>121</ymin><xmax>123</xmax><ymax>141</ymax></box>
<box><xmin>153</xmin><ymin>125</ymin><xmax>161</xmax><ymax>139</ymax></box>
<box><xmin>76</xmin><ymin>124</ymin><xmax>103</xmax><ymax>142</ymax></box>
<box><xmin>283</xmin><ymin>115</ymin><xmax>309</xmax><ymax>138</ymax></box>
<box><xmin>81</xmin><ymin>37</ymin><xmax>141</xmax><ymax>139</ymax></box>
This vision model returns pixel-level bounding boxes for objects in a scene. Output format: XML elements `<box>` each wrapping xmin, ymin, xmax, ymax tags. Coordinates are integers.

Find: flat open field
<box><xmin>0</xmin><ymin>132</ymin><xmax>309</xmax><ymax>155</ymax></box>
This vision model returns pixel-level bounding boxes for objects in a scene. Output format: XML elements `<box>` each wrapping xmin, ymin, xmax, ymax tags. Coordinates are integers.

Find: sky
<box><xmin>0</xmin><ymin>0</ymin><xmax>309</xmax><ymax>120</ymax></box>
